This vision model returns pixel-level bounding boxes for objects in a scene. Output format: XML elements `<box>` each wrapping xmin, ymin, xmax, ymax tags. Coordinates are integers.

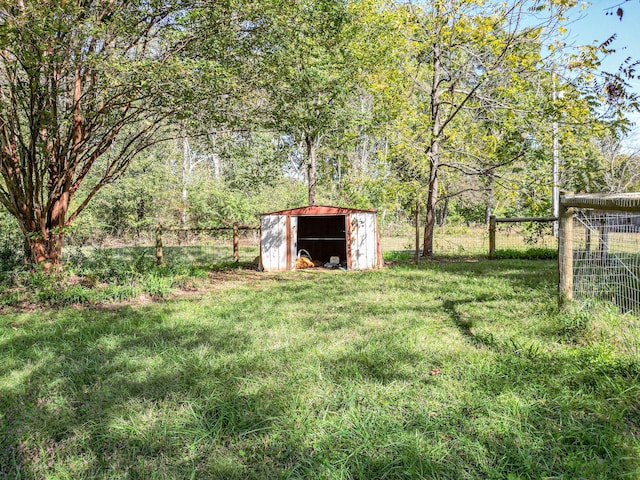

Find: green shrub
<box><xmin>383</xmin><ymin>250</ymin><xmax>415</xmax><ymax>263</ymax></box>
<box><xmin>0</xmin><ymin>211</ymin><xmax>24</xmax><ymax>272</ymax></box>
<box><xmin>493</xmin><ymin>247</ymin><xmax>557</xmax><ymax>260</ymax></box>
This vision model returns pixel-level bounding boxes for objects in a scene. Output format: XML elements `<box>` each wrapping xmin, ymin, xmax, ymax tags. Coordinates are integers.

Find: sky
<box><xmin>566</xmin><ymin>1</ymin><xmax>640</xmax><ymax>74</ymax></box>
<box><xmin>564</xmin><ymin>0</ymin><xmax>640</xmax><ymax>140</ymax></box>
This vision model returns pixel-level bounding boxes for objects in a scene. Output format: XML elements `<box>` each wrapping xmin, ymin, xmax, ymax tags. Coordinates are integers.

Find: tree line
<box><xmin>0</xmin><ymin>0</ymin><xmax>638</xmax><ymax>269</ymax></box>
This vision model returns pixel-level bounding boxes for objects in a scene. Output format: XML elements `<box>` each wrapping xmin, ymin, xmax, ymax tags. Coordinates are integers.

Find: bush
<box><xmin>0</xmin><ymin>211</ymin><xmax>25</xmax><ymax>272</ymax></box>
<box><xmin>493</xmin><ymin>248</ymin><xmax>557</xmax><ymax>260</ymax></box>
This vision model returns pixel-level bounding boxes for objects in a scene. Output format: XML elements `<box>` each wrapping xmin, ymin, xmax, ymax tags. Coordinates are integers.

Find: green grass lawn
<box><xmin>1</xmin><ymin>259</ymin><xmax>640</xmax><ymax>479</ymax></box>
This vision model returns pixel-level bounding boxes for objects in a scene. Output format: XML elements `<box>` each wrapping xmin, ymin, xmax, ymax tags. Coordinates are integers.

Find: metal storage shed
<box><xmin>260</xmin><ymin>205</ymin><xmax>383</xmax><ymax>272</ymax></box>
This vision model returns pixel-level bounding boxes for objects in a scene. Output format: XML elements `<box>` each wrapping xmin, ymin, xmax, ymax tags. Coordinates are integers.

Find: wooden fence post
<box><xmin>156</xmin><ymin>224</ymin><xmax>163</xmax><ymax>265</ymax></box>
<box><xmin>414</xmin><ymin>202</ymin><xmax>420</xmax><ymax>263</ymax></box>
<box><xmin>489</xmin><ymin>215</ymin><xmax>496</xmax><ymax>259</ymax></box>
<box><xmin>233</xmin><ymin>223</ymin><xmax>239</xmax><ymax>262</ymax></box>
<box><xmin>558</xmin><ymin>202</ymin><xmax>574</xmax><ymax>307</ymax></box>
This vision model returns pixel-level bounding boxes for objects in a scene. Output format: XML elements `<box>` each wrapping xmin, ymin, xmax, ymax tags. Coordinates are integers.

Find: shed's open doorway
<box><xmin>297</xmin><ymin>215</ymin><xmax>347</xmax><ymax>264</ymax></box>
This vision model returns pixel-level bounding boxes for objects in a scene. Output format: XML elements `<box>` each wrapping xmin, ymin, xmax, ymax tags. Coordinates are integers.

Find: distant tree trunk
<box><xmin>414</xmin><ymin>201</ymin><xmax>421</xmax><ymax>262</ymax></box>
<box><xmin>136</xmin><ymin>198</ymin><xmax>146</xmax><ymax>241</ymax></box>
<box><xmin>206</xmin><ymin>132</ymin><xmax>222</xmax><ymax>179</ymax></box>
<box><xmin>485</xmin><ymin>179</ymin><xmax>495</xmax><ymax>224</ymax></box>
<box><xmin>211</xmin><ymin>153</ymin><xmax>222</xmax><ymax>179</ymax></box>
<box><xmin>423</xmin><ymin>156</ymin><xmax>439</xmax><ymax>256</ymax></box>
<box><xmin>179</xmin><ymin>131</ymin><xmax>193</xmax><ymax>245</ymax></box>
<box><xmin>306</xmin><ymin>133</ymin><xmax>318</xmax><ymax>206</ymax></box>
<box><xmin>437</xmin><ymin>197</ymin><xmax>449</xmax><ymax>227</ymax></box>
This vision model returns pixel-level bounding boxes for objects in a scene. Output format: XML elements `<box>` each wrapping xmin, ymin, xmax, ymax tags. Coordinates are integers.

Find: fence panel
<box><xmin>60</xmin><ymin>224</ymin><xmax>261</xmax><ymax>270</ymax></box>
<box><xmin>572</xmin><ymin>211</ymin><xmax>640</xmax><ymax>313</ymax></box>
<box><xmin>379</xmin><ymin>217</ymin><xmax>557</xmax><ymax>258</ymax></box>
<box><xmin>489</xmin><ymin>216</ymin><xmax>557</xmax><ymax>259</ymax></box>
<box><xmin>559</xmin><ymin>193</ymin><xmax>640</xmax><ymax>314</ymax></box>
<box><xmin>155</xmin><ymin>225</ymin><xmax>260</xmax><ymax>265</ymax></box>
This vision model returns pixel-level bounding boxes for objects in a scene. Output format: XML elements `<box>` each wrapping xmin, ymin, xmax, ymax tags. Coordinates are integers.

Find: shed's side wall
<box><xmin>349</xmin><ymin>212</ymin><xmax>380</xmax><ymax>270</ymax></box>
<box><xmin>261</xmin><ymin>214</ymin><xmax>289</xmax><ymax>272</ymax></box>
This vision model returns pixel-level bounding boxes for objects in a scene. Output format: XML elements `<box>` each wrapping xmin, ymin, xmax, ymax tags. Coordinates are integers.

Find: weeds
<box><xmin>0</xmin><ymin>252</ymin><xmax>217</xmax><ymax>307</ymax></box>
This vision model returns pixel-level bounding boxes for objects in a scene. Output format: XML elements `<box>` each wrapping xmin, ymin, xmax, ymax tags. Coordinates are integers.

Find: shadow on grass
<box><xmin>0</xmin><ymin>305</ymin><xmax>271</xmax><ymax>478</ymax></box>
<box><xmin>441</xmin><ymin>294</ymin><xmax>640</xmax><ymax>479</ymax></box>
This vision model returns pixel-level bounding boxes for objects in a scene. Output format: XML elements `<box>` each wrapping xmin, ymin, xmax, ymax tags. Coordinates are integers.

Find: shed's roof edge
<box><xmin>261</xmin><ymin>205</ymin><xmax>377</xmax><ymax>216</ymax></box>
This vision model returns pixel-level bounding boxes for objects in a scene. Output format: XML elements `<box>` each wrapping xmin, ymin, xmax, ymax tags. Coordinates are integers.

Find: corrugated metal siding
<box><xmin>350</xmin><ymin>212</ymin><xmax>380</xmax><ymax>270</ymax></box>
<box><xmin>261</xmin><ymin>214</ymin><xmax>288</xmax><ymax>271</ymax></box>
<box><xmin>261</xmin><ymin>209</ymin><xmax>381</xmax><ymax>271</ymax></box>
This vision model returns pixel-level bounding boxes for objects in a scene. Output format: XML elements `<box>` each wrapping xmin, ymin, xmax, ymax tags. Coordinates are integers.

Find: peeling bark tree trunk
<box><xmin>17</xmin><ymin>192</ymin><xmax>69</xmax><ymax>272</ymax></box>
<box><xmin>0</xmin><ymin>1</ymin><xmax>180</xmax><ymax>272</ymax></box>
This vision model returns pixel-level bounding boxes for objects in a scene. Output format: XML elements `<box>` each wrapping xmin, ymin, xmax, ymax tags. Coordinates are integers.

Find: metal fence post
<box><xmin>558</xmin><ymin>202</ymin><xmax>574</xmax><ymax>307</ymax></box>
<box><xmin>489</xmin><ymin>215</ymin><xmax>496</xmax><ymax>259</ymax></box>
<box><xmin>156</xmin><ymin>224</ymin><xmax>163</xmax><ymax>265</ymax></box>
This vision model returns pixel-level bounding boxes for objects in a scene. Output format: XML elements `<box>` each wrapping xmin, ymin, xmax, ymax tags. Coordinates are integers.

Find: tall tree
<box><xmin>0</xmin><ymin>0</ymin><xmax>192</xmax><ymax>269</ymax></box>
<box><xmin>391</xmin><ymin>0</ymin><xmax>574</xmax><ymax>256</ymax></box>
<box><xmin>256</xmin><ymin>0</ymin><xmax>372</xmax><ymax>206</ymax></box>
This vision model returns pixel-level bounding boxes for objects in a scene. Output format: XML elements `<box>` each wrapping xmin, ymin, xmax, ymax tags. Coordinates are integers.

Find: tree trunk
<box><xmin>423</xmin><ymin>157</ymin><xmax>439</xmax><ymax>256</ymax></box>
<box><xmin>21</xmin><ymin>193</ymin><xmax>69</xmax><ymax>272</ymax></box>
<box><xmin>422</xmin><ymin>30</ymin><xmax>443</xmax><ymax>257</ymax></box>
<box><xmin>28</xmin><ymin>235</ymin><xmax>63</xmax><ymax>272</ymax></box>
<box><xmin>485</xmin><ymin>179</ymin><xmax>495</xmax><ymax>224</ymax></box>
<box><xmin>181</xmin><ymin>133</ymin><xmax>190</xmax><ymax>230</ymax></box>
<box><xmin>414</xmin><ymin>201</ymin><xmax>421</xmax><ymax>262</ymax></box>
<box><xmin>306</xmin><ymin>133</ymin><xmax>317</xmax><ymax>206</ymax></box>
<box><xmin>211</xmin><ymin>152</ymin><xmax>221</xmax><ymax>179</ymax></box>
<box><xmin>179</xmin><ymin>130</ymin><xmax>191</xmax><ymax>245</ymax></box>
<box><xmin>437</xmin><ymin>197</ymin><xmax>449</xmax><ymax>227</ymax></box>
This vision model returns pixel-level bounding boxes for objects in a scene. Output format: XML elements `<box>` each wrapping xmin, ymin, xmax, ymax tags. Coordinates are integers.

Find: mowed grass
<box><xmin>1</xmin><ymin>260</ymin><xmax>640</xmax><ymax>479</ymax></box>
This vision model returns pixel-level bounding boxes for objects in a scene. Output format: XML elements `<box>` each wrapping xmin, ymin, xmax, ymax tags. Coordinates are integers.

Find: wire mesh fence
<box><xmin>431</xmin><ymin>225</ymin><xmax>488</xmax><ymax>256</ymax></box>
<box><xmin>379</xmin><ymin>220</ymin><xmax>489</xmax><ymax>256</ymax></box>
<box><xmin>489</xmin><ymin>216</ymin><xmax>558</xmax><ymax>259</ymax></box>
<box><xmin>379</xmin><ymin>217</ymin><xmax>557</xmax><ymax>258</ymax></box>
<box><xmin>60</xmin><ymin>225</ymin><xmax>261</xmax><ymax>270</ymax></box>
<box><xmin>2</xmin><ymin>214</ymin><xmax>563</xmax><ymax>274</ymax></box>
<box><xmin>157</xmin><ymin>226</ymin><xmax>260</xmax><ymax>265</ymax></box>
<box><xmin>571</xmin><ymin>210</ymin><xmax>640</xmax><ymax>314</ymax></box>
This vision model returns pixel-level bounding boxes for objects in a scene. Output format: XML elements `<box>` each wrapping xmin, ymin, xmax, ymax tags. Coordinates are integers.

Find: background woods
<box><xmin>0</xmin><ymin>0</ymin><xmax>639</xmax><ymax>268</ymax></box>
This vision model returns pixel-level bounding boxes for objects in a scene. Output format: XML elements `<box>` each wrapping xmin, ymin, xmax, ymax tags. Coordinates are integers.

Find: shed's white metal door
<box><xmin>349</xmin><ymin>212</ymin><xmax>377</xmax><ymax>270</ymax></box>
<box><xmin>261</xmin><ymin>214</ymin><xmax>288</xmax><ymax>271</ymax></box>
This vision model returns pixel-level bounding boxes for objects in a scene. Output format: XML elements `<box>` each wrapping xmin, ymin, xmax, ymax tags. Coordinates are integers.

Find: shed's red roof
<box><xmin>261</xmin><ymin>205</ymin><xmax>376</xmax><ymax>216</ymax></box>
